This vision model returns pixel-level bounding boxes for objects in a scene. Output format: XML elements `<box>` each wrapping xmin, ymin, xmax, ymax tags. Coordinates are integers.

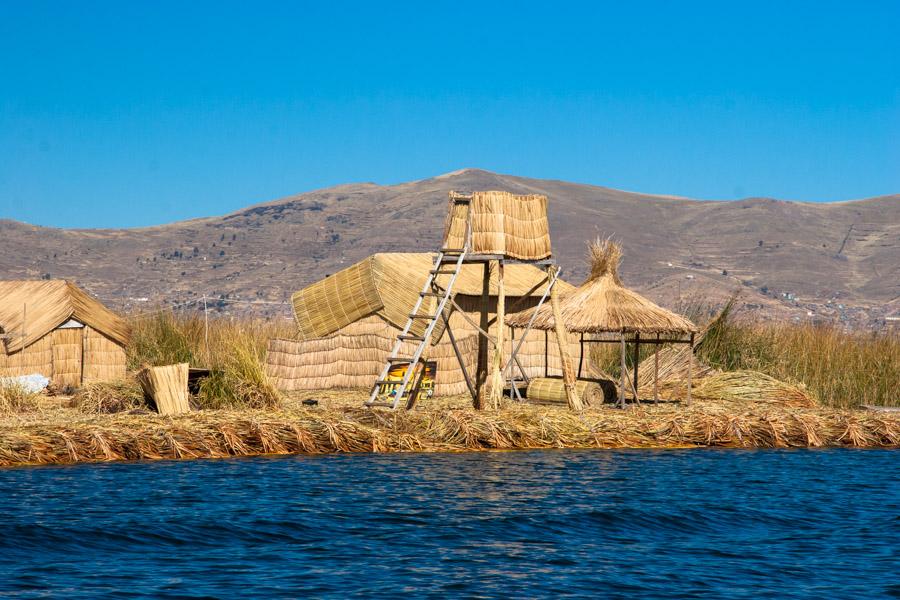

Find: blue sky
<box><xmin>1</xmin><ymin>1</ymin><xmax>897</xmax><ymax>228</ymax></box>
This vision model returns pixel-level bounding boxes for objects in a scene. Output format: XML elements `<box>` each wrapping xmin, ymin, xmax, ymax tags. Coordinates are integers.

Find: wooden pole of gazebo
<box><xmin>653</xmin><ymin>333</ymin><xmax>660</xmax><ymax>404</ymax></box>
<box><xmin>474</xmin><ymin>263</ymin><xmax>491</xmax><ymax>409</ymax></box>
<box><xmin>633</xmin><ymin>332</ymin><xmax>640</xmax><ymax>404</ymax></box>
<box><xmin>619</xmin><ymin>333</ymin><xmax>626</xmax><ymax>408</ymax></box>
<box><xmin>686</xmin><ymin>332</ymin><xmax>695</xmax><ymax>405</ymax></box>
<box><xmin>488</xmin><ymin>260</ymin><xmax>506</xmax><ymax>409</ymax></box>
<box><xmin>548</xmin><ymin>265</ymin><xmax>583</xmax><ymax>411</ymax></box>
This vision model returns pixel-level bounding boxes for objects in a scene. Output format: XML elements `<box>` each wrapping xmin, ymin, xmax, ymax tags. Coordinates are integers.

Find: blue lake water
<box><xmin>0</xmin><ymin>449</ymin><xmax>897</xmax><ymax>598</ymax></box>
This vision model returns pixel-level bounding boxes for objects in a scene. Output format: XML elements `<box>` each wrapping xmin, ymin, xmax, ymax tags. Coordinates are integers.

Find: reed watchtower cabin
<box><xmin>367</xmin><ymin>190</ymin><xmax>576</xmax><ymax>410</ymax></box>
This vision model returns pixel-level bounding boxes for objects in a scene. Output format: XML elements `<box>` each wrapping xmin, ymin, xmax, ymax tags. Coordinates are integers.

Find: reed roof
<box><xmin>0</xmin><ymin>280</ymin><xmax>130</xmax><ymax>353</ymax></box>
<box><xmin>291</xmin><ymin>253</ymin><xmax>573</xmax><ymax>340</ymax></box>
<box><xmin>506</xmin><ymin>239</ymin><xmax>698</xmax><ymax>335</ymax></box>
<box><xmin>443</xmin><ymin>191</ymin><xmax>552</xmax><ymax>260</ymax></box>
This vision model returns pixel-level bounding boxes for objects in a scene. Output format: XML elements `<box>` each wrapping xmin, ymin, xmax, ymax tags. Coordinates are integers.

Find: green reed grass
<box><xmin>112</xmin><ymin>306</ymin><xmax>900</xmax><ymax>411</ymax></box>
<box><xmin>126</xmin><ymin>312</ymin><xmax>291</xmax><ymax>410</ymax></box>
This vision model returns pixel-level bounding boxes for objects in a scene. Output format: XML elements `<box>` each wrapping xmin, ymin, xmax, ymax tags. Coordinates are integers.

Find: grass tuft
<box><xmin>0</xmin><ymin>382</ymin><xmax>43</xmax><ymax>416</ymax></box>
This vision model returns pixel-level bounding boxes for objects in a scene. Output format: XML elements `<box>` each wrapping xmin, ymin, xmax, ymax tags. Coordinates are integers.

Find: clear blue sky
<box><xmin>1</xmin><ymin>1</ymin><xmax>897</xmax><ymax>228</ymax></box>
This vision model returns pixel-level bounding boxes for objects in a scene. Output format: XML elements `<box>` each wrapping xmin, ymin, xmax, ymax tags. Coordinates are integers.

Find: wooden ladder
<box><xmin>366</xmin><ymin>197</ymin><xmax>472</xmax><ymax>409</ymax></box>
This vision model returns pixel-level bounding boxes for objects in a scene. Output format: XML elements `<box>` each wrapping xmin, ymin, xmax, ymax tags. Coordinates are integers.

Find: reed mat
<box><xmin>0</xmin><ymin>391</ymin><xmax>897</xmax><ymax>467</ymax></box>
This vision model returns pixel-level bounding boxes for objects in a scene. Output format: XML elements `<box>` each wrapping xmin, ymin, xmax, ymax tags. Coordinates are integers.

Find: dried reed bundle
<box><xmin>526</xmin><ymin>377</ymin><xmax>606</xmax><ymax>406</ymax></box>
<box><xmin>137</xmin><ymin>363</ymin><xmax>190</xmax><ymax>415</ymax></box>
<box><xmin>693</xmin><ymin>370</ymin><xmax>818</xmax><ymax>408</ymax></box>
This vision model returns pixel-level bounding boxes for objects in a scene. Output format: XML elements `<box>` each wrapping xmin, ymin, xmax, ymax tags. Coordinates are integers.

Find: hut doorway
<box><xmin>51</xmin><ymin>320</ymin><xmax>84</xmax><ymax>388</ymax></box>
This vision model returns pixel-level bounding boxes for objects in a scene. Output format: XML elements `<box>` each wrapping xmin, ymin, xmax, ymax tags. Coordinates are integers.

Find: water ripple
<box><xmin>0</xmin><ymin>448</ymin><xmax>898</xmax><ymax>598</ymax></box>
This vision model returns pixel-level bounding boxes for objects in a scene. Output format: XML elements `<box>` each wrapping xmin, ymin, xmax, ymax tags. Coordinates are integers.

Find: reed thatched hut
<box><xmin>0</xmin><ymin>280</ymin><xmax>130</xmax><ymax>388</ymax></box>
<box><xmin>266</xmin><ymin>252</ymin><xmax>580</xmax><ymax>395</ymax></box>
<box><xmin>506</xmin><ymin>239</ymin><xmax>698</xmax><ymax>406</ymax></box>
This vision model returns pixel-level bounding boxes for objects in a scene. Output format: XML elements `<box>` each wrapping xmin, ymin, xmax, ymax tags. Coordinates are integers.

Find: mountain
<box><xmin>1</xmin><ymin>169</ymin><xmax>898</xmax><ymax>328</ymax></box>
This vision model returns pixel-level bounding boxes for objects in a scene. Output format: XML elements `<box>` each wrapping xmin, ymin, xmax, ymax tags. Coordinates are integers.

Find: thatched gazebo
<box><xmin>506</xmin><ymin>239</ymin><xmax>699</xmax><ymax>407</ymax></box>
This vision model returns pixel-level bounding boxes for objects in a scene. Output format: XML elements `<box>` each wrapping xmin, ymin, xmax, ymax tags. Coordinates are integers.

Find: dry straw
<box><xmin>74</xmin><ymin>377</ymin><xmax>147</xmax><ymax>414</ymax></box>
<box><xmin>693</xmin><ymin>370</ymin><xmax>818</xmax><ymax>408</ymax></box>
<box><xmin>0</xmin><ymin>400</ymin><xmax>897</xmax><ymax>467</ymax></box>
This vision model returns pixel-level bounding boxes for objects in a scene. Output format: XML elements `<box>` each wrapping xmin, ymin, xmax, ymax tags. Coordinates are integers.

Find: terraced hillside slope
<box><xmin>1</xmin><ymin>169</ymin><xmax>897</xmax><ymax>327</ymax></box>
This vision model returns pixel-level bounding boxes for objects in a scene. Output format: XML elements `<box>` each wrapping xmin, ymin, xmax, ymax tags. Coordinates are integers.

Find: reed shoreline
<box><xmin>1</xmin><ymin>392</ymin><xmax>897</xmax><ymax>468</ymax></box>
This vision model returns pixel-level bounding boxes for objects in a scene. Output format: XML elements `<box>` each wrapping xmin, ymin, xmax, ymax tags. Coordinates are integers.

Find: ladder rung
<box><xmin>430</xmin><ymin>269</ymin><xmax>457</xmax><ymax>275</ymax></box>
<box><xmin>387</xmin><ymin>357</ymin><xmax>416</xmax><ymax>363</ymax></box>
<box><xmin>441</xmin><ymin>248</ymin><xmax>465</xmax><ymax>254</ymax></box>
<box><xmin>373</xmin><ymin>379</ymin><xmax>398</xmax><ymax>387</ymax></box>
<box><xmin>365</xmin><ymin>401</ymin><xmax>395</xmax><ymax>408</ymax></box>
<box><xmin>409</xmin><ymin>313</ymin><xmax>434</xmax><ymax>320</ymax></box>
<box><xmin>421</xmin><ymin>291</ymin><xmax>444</xmax><ymax>297</ymax></box>
<box><xmin>398</xmin><ymin>334</ymin><xmax>425</xmax><ymax>342</ymax></box>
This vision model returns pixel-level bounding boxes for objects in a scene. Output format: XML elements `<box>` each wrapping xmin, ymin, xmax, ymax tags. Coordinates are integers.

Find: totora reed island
<box><xmin>1</xmin><ymin>190</ymin><xmax>898</xmax><ymax>467</ymax></box>
<box><xmin>4</xmin><ymin>8</ymin><xmax>898</xmax><ymax>597</ymax></box>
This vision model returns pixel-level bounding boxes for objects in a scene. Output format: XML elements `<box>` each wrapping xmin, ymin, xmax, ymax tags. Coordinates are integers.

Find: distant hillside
<box><xmin>1</xmin><ymin>169</ymin><xmax>898</xmax><ymax>328</ymax></box>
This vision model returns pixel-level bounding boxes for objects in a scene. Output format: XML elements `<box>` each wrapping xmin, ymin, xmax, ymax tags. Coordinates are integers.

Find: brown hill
<box><xmin>1</xmin><ymin>169</ymin><xmax>897</xmax><ymax>328</ymax></box>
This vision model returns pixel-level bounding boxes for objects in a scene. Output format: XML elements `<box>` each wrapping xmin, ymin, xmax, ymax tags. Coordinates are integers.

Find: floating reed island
<box><xmin>1</xmin><ymin>190</ymin><xmax>898</xmax><ymax>467</ymax></box>
<box><xmin>1</xmin><ymin>391</ymin><xmax>899</xmax><ymax>467</ymax></box>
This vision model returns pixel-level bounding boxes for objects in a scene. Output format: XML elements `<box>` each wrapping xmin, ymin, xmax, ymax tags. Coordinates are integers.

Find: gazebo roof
<box><xmin>506</xmin><ymin>239</ymin><xmax>698</xmax><ymax>335</ymax></box>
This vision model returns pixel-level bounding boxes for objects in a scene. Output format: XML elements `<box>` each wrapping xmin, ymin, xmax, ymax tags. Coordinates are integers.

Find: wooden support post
<box><xmin>488</xmin><ymin>260</ymin><xmax>505</xmax><ymax>409</ymax></box>
<box><xmin>544</xmin><ymin>330</ymin><xmax>549</xmax><ymax>377</ymax></box>
<box><xmin>442</xmin><ymin>311</ymin><xmax>476</xmax><ymax>401</ymax></box>
<box><xmin>18</xmin><ymin>303</ymin><xmax>26</xmax><ymax>374</ymax></box>
<box><xmin>632</xmin><ymin>332</ymin><xmax>640</xmax><ymax>404</ymax></box>
<box><xmin>619</xmin><ymin>333</ymin><xmax>626</xmax><ymax>408</ymax></box>
<box><xmin>653</xmin><ymin>333</ymin><xmax>660</xmax><ymax>404</ymax></box>
<box><xmin>578</xmin><ymin>333</ymin><xmax>585</xmax><ymax>378</ymax></box>
<box><xmin>686</xmin><ymin>332</ymin><xmax>695</xmax><ymax>405</ymax></box>
<box><xmin>474</xmin><ymin>262</ymin><xmax>491</xmax><ymax>409</ymax></box>
<box><xmin>549</xmin><ymin>266</ymin><xmax>583</xmax><ymax>411</ymax></box>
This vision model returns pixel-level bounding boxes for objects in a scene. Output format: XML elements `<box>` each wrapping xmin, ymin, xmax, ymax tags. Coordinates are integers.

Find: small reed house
<box><xmin>0</xmin><ymin>280</ymin><xmax>130</xmax><ymax>388</ymax></box>
<box><xmin>266</xmin><ymin>252</ymin><xmax>580</xmax><ymax>396</ymax></box>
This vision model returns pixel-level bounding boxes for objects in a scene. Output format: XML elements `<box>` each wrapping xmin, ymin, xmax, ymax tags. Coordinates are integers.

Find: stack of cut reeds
<box><xmin>693</xmin><ymin>370</ymin><xmax>818</xmax><ymax>408</ymax></box>
<box><xmin>137</xmin><ymin>363</ymin><xmax>190</xmax><ymax>415</ymax></box>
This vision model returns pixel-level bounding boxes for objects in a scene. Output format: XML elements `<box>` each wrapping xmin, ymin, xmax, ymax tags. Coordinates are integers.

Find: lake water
<box><xmin>0</xmin><ymin>449</ymin><xmax>897</xmax><ymax>598</ymax></box>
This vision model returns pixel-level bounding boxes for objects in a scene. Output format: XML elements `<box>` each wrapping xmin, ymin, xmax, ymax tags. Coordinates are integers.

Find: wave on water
<box><xmin>1</xmin><ymin>448</ymin><xmax>897</xmax><ymax>598</ymax></box>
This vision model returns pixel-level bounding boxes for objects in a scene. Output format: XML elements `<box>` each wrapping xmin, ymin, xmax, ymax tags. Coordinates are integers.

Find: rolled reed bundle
<box><xmin>527</xmin><ymin>377</ymin><xmax>606</xmax><ymax>407</ymax></box>
<box><xmin>137</xmin><ymin>363</ymin><xmax>190</xmax><ymax>415</ymax></box>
